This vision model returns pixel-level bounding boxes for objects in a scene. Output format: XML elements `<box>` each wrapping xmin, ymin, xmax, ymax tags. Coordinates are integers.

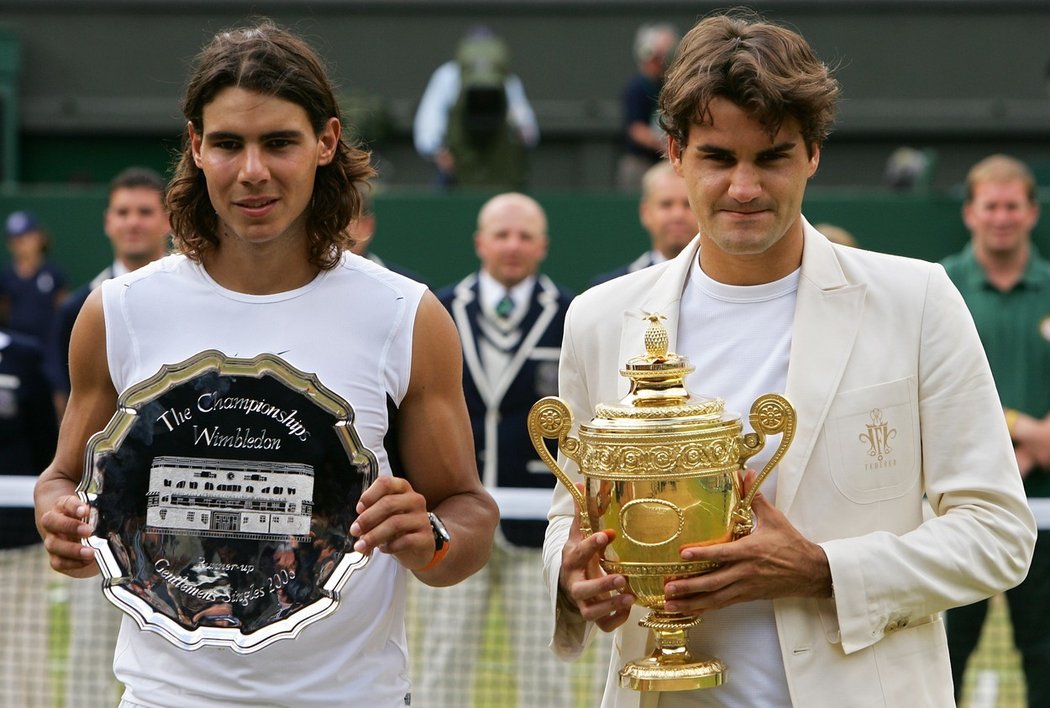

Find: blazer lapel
<box><xmin>777</xmin><ymin>223</ymin><xmax>866</xmax><ymax>514</ymax></box>
<box><xmin>449</xmin><ymin>273</ymin><xmax>495</xmax><ymax>405</ymax></box>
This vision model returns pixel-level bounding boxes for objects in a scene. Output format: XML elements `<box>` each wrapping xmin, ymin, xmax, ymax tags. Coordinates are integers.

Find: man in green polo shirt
<box><xmin>942</xmin><ymin>154</ymin><xmax>1050</xmax><ymax>705</ymax></box>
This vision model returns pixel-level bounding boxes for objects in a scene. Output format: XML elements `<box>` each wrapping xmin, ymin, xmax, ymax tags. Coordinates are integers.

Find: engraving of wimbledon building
<box><xmin>145</xmin><ymin>456</ymin><xmax>315</xmax><ymax>541</ymax></box>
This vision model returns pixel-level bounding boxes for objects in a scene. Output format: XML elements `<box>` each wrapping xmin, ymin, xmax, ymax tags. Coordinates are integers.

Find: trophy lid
<box><xmin>593</xmin><ymin>314</ymin><xmax>731</xmax><ymax>424</ymax></box>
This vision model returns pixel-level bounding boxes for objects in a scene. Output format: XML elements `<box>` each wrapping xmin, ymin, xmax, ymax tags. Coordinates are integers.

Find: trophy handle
<box><xmin>734</xmin><ymin>393</ymin><xmax>796</xmax><ymax>537</ymax></box>
<box><xmin>527</xmin><ymin>396</ymin><xmax>591</xmax><ymax>535</ymax></box>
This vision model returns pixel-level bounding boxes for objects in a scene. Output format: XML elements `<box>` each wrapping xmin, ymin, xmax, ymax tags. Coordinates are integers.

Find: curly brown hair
<box><xmin>167</xmin><ymin>19</ymin><xmax>375</xmax><ymax>270</ymax></box>
<box><xmin>658</xmin><ymin>10</ymin><xmax>839</xmax><ymax>156</ymax></box>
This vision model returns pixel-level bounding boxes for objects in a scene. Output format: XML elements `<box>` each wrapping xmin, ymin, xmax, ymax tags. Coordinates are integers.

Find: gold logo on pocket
<box><xmin>859</xmin><ymin>408</ymin><xmax>897</xmax><ymax>465</ymax></box>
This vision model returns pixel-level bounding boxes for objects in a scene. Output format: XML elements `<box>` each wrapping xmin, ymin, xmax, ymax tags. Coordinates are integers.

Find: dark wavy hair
<box><xmin>167</xmin><ymin>20</ymin><xmax>375</xmax><ymax>270</ymax></box>
<box><xmin>658</xmin><ymin>10</ymin><xmax>839</xmax><ymax>156</ymax></box>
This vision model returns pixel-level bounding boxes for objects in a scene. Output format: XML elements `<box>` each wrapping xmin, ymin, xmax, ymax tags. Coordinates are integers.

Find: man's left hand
<box><xmin>350</xmin><ymin>476</ymin><xmax>434</xmax><ymax>571</ymax></box>
<box><xmin>662</xmin><ymin>471</ymin><xmax>833</xmax><ymax>613</ymax></box>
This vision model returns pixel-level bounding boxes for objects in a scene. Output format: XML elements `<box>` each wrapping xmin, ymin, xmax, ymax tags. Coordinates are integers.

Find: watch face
<box><xmin>429</xmin><ymin>512</ymin><xmax>450</xmax><ymax>548</ymax></box>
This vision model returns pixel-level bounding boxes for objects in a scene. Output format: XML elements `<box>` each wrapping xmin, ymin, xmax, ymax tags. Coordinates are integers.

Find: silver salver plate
<box><xmin>79</xmin><ymin>350</ymin><xmax>377</xmax><ymax>653</ymax></box>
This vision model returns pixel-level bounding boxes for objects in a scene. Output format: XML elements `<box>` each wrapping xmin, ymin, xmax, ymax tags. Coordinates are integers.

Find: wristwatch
<box><xmin>420</xmin><ymin>512</ymin><xmax>451</xmax><ymax>571</ymax></box>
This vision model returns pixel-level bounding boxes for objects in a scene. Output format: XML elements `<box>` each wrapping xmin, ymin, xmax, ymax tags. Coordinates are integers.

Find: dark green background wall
<box><xmin>2</xmin><ymin>1</ymin><xmax>1049</xmax><ymax>293</ymax></box>
<box><xmin>2</xmin><ymin>1</ymin><xmax>1050</xmax><ymax>191</ymax></box>
<box><xmin>3</xmin><ymin>188</ymin><xmax>1047</xmax><ymax>295</ymax></box>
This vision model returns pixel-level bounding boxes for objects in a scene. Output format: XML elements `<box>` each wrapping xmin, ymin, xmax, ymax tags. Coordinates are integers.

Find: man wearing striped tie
<box><xmin>414</xmin><ymin>193</ymin><xmax>598</xmax><ymax>706</ymax></box>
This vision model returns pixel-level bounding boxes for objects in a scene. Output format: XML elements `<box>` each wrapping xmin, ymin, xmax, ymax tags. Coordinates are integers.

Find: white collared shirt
<box><xmin>475</xmin><ymin>270</ymin><xmax>536</xmax><ymax>386</ymax></box>
<box><xmin>478</xmin><ymin>269</ymin><xmax>535</xmax><ymax>322</ymax></box>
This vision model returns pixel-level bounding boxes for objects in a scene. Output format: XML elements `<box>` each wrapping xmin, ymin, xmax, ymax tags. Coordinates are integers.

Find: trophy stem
<box><xmin>619</xmin><ymin>610</ymin><xmax>726</xmax><ymax>692</ymax></box>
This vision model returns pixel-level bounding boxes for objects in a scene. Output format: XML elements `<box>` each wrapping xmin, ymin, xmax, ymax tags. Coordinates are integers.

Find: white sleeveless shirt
<box><xmin>102</xmin><ymin>252</ymin><xmax>426</xmax><ymax>707</ymax></box>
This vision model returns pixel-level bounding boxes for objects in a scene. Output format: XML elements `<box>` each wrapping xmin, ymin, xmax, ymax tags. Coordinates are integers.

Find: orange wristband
<box><xmin>420</xmin><ymin>512</ymin><xmax>450</xmax><ymax>571</ymax></box>
<box><xmin>420</xmin><ymin>542</ymin><xmax>450</xmax><ymax>571</ymax></box>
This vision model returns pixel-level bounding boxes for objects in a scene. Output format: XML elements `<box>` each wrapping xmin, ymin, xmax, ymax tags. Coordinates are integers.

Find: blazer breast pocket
<box><xmin>824</xmin><ymin>377</ymin><xmax>919</xmax><ymax>504</ymax></box>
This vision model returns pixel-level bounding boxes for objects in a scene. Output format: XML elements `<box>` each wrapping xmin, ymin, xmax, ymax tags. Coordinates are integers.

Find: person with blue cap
<box><xmin>1</xmin><ymin>210</ymin><xmax>67</xmax><ymax>346</ymax></box>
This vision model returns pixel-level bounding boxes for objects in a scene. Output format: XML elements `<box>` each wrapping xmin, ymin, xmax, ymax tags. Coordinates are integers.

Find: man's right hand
<box><xmin>39</xmin><ymin>492</ymin><xmax>98</xmax><ymax>578</ymax></box>
<box><xmin>34</xmin><ymin>289</ymin><xmax>114</xmax><ymax>580</ymax></box>
<box><xmin>558</xmin><ymin>504</ymin><xmax>635</xmax><ymax>633</ymax></box>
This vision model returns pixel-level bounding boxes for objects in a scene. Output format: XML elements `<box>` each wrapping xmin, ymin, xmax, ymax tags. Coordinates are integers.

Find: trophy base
<box><xmin>619</xmin><ymin>655</ymin><xmax>726</xmax><ymax>692</ymax></box>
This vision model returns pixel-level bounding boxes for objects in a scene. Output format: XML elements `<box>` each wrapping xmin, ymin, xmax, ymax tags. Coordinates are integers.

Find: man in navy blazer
<box><xmin>591</xmin><ymin>160</ymin><xmax>697</xmax><ymax>287</ymax></box>
<box><xmin>413</xmin><ymin>193</ymin><xmax>606</xmax><ymax>705</ymax></box>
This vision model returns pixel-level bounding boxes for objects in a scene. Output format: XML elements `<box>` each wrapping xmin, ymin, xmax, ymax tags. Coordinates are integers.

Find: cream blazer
<box><xmin>543</xmin><ymin>221</ymin><xmax>1036</xmax><ymax>707</ymax></box>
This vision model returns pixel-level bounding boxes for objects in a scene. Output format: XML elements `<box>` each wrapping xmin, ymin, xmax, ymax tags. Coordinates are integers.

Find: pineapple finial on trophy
<box><xmin>643</xmin><ymin>313</ymin><xmax>670</xmax><ymax>361</ymax></box>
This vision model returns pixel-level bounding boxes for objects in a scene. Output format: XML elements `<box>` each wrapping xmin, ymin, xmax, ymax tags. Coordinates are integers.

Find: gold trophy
<box><xmin>527</xmin><ymin>314</ymin><xmax>795</xmax><ymax>691</ymax></box>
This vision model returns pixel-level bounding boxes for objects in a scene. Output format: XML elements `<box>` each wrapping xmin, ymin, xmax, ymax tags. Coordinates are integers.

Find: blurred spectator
<box><xmin>48</xmin><ymin>167</ymin><xmax>170</xmax><ymax>418</ymax></box>
<box><xmin>941</xmin><ymin>154</ymin><xmax>1050</xmax><ymax>706</ymax></box>
<box><xmin>413</xmin><ymin>26</ymin><xmax>539</xmax><ymax>190</ymax></box>
<box><xmin>616</xmin><ymin>22</ymin><xmax>678</xmax><ymax>191</ymax></box>
<box><xmin>339</xmin><ymin>90</ymin><xmax>395</xmax><ymax>179</ymax></box>
<box><xmin>814</xmin><ymin>223</ymin><xmax>859</xmax><ymax>248</ymax></box>
<box><xmin>348</xmin><ymin>188</ymin><xmax>429</xmax><ymax>287</ymax></box>
<box><xmin>592</xmin><ymin>160</ymin><xmax>696</xmax><ymax>286</ymax></box>
<box><xmin>47</xmin><ymin>167</ymin><xmax>169</xmax><ymax>708</ymax></box>
<box><xmin>0</xmin><ymin>210</ymin><xmax>67</xmax><ymax>346</ymax></box>
<box><xmin>884</xmin><ymin>146</ymin><xmax>936</xmax><ymax>193</ymax></box>
<box><xmin>415</xmin><ymin>193</ymin><xmax>594</xmax><ymax>705</ymax></box>
<box><xmin>0</xmin><ymin>322</ymin><xmax>59</xmax><ymax>708</ymax></box>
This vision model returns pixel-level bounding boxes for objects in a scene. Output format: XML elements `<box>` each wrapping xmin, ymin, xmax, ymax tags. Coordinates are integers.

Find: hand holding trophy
<box><xmin>527</xmin><ymin>313</ymin><xmax>795</xmax><ymax>691</ymax></box>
